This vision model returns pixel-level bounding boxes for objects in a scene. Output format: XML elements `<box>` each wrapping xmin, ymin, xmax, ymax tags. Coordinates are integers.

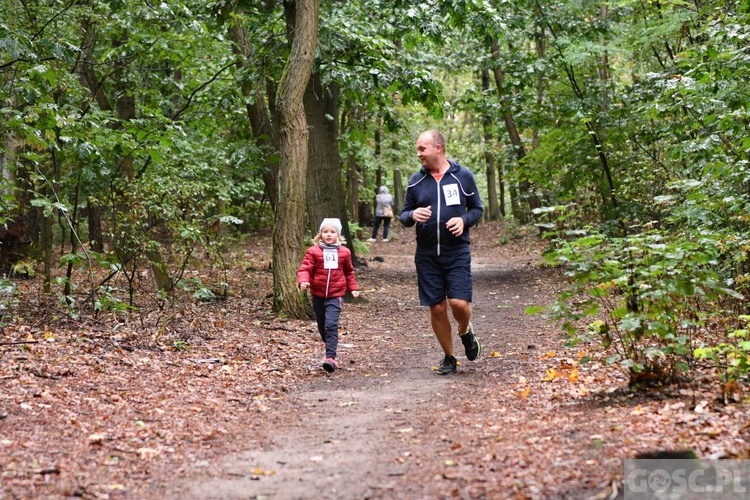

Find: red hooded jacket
<box><xmin>297</xmin><ymin>244</ymin><xmax>358</xmax><ymax>298</ymax></box>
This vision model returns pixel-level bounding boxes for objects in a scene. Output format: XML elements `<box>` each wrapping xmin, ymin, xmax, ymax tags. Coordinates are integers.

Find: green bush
<box><xmin>694</xmin><ymin>318</ymin><xmax>750</xmax><ymax>384</ymax></box>
<box><xmin>542</xmin><ymin>229</ymin><xmax>742</xmax><ymax>386</ymax></box>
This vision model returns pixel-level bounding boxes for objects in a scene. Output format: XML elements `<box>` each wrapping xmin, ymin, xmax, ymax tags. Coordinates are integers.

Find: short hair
<box><xmin>425</xmin><ymin>129</ymin><xmax>446</xmax><ymax>150</ymax></box>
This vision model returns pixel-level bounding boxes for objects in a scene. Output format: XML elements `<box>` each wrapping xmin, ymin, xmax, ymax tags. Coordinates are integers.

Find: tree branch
<box><xmin>171</xmin><ymin>61</ymin><xmax>237</xmax><ymax>121</ymax></box>
<box><xmin>31</xmin><ymin>0</ymin><xmax>78</xmax><ymax>41</ymax></box>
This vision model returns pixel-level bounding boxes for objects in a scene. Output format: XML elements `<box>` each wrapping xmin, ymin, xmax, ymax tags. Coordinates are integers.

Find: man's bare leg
<box><xmin>449</xmin><ymin>298</ymin><xmax>472</xmax><ymax>334</ymax></box>
<box><xmin>429</xmin><ymin>300</ymin><xmax>454</xmax><ymax>356</ymax></box>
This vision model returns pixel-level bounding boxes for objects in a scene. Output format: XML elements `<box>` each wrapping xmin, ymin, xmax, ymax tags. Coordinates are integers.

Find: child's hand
<box><xmin>300</xmin><ymin>282</ymin><xmax>310</xmax><ymax>290</ymax></box>
<box><xmin>351</xmin><ymin>290</ymin><xmax>360</xmax><ymax>298</ymax></box>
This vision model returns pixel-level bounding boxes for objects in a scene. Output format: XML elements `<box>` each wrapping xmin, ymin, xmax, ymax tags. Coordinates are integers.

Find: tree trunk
<box><xmin>1</xmin><ymin>123</ymin><xmax>19</xmax><ymax>200</ymax></box>
<box><xmin>481</xmin><ymin>69</ymin><xmax>501</xmax><ymax>221</ymax></box>
<box><xmin>0</xmin><ymin>103</ymin><xmax>33</xmax><ymax>269</ymax></box>
<box><xmin>490</xmin><ymin>37</ymin><xmax>539</xmax><ymax>224</ymax></box>
<box><xmin>533</xmin><ymin>26</ymin><xmax>547</xmax><ymax>150</ymax></box>
<box><xmin>393</xmin><ymin>169</ymin><xmax>403</xmax><ymax>217</ymax></box>
<box><xmin>221</xmin><ymin>0</ymin><xmax>281</xmax><ymax>211</ymax></box>
<box><xmin>347</xmin><ymin>152</ymin><xmax>359</xmax><ymax>227</ymax></box>
<box><xmin>391</xmin><ymin>138</ymin><xmax>404</xmax><ymax>215</ymax></box>
<box><xmin>75</xmin><ymin>17</ymin><xmax>107</xmax><ymax>256</ymax></box>
<box><xmin>509</xmin><ymin>183</ymin><xmax>520</xmax><ymax>222</ymax></box>
<box><xmin>76</xmin><ymin>17</ymin><xmax>112</xmax><ymax>112</ymax></box>
<box><xmin>16</xmin><ymin>163</ymin><xmax>40</xmax><ymax>257</ymax></box>
<box><xmin>304</xmin><ymin>76</ymin><xmax>345</xmax><ymax>231</ymax></box>
<box><xmin>87</xmin><ymin>197</ymin><xmax>104</xmax><ymax>253</ymax></box>
<box><xmin>40</xmin><ymin>209</ymin><xmax>52</xmax><ymax>293</ymax></box>
<box><xmin>305</xmin><ymin>79</ymin><xmax>359</xmax><ymax>255</ymax></box>
<box><xmin>490</xmin><ymin>39</ymin><xmax>524</xmax><ymax>164</ymax></box>
<box><xmin>273</xmin><ymin>0</ymin><xmax>320</xmax><ymax>318</ymax></box>
<box><xmin>41</xmin><ymin>146</ymin><xmax>63</xmax><ymax>294</ymax></box>
<box><xmin>598</xmin><ymin>4</ymin><xmax>610</xmax><ymax>139</ymax></box>
<box><xmin>498</xmin><ymin>166</ymin><xmax>506</xmax><ymax>217</ymax></box>
<box><xmin>374</xmin><ymin>127</ymin><xmax>382</xmax><ymax>190</ymax></box>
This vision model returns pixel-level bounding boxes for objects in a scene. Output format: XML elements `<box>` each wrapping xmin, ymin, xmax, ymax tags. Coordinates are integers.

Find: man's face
<box><xmin>416</xmin><ymin>134</ymin><xmax>440</xmax><ymax>170</ymax></box>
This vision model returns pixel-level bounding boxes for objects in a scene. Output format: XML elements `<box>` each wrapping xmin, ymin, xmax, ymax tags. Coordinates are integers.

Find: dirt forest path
<box><xmin>171</xmin><ymin>224</ymin><xmax>623</xmax><ymax>499</ymax></box>
<box><xmin>5</xmin><ymin>222</ymin><xmax>747</xmax><ymax>500</ymax></box>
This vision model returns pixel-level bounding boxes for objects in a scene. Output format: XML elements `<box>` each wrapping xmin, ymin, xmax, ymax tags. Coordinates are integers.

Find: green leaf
<box><xmin>525</xmin><ymin>305</ymin><xmax>545</xmax><ymax>315</ymax></box>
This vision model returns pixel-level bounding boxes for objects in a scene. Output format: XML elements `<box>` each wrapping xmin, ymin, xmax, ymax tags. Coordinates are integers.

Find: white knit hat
<box><xmin>319</xmin><ymin>217</ymin><xmax>342</xmax><ymax>234</ymax></box>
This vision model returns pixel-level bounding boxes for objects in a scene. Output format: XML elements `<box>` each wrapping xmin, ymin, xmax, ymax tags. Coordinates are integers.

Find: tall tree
<box><xmin>481</xmin><ymin>69</ymin><xmax>502</xmax><ymax>220</ymax></box>
<box><xmin>304</xmin><ymin>75</ymin><xmax>351</xmax><ymax>244</ymax></box>
<box><xmin>220</xmin><ymin>0</ymin><xmax>282</xmax><ymax>212</ymax></box>
<box><xmin>272</xmin><ymin>0</ymin><xmax>320</xmax><ymax>317</ymax></box>
<box><xmin>489</xmin><ymin>37</ymin><xmax>541</xmax><ymax>223</ymax></box>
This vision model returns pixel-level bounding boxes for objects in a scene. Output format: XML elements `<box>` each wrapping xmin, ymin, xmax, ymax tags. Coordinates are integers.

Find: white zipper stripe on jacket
<box><xmin>449</xmin><ymin>172</ymin><xmax>475</xmax><ymax>196</ymax></box>
<box><xmin>436</xmin><ymin>177</ymin><xmax>441</xmax><ymax>256</ymax></box>
<box><xmin>325</xmin><ymin>269</ymin><xmax>331</xmax><ymax>297</ymax></box>
<box><xmin>406</xmin><ymin>173</ymin><xmax>428</xmax><ymax>189</ymax></box>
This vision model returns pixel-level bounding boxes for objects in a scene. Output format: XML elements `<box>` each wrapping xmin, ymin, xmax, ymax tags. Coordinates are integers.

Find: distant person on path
<box><xmin>368</xmin><ymin>185</ymin><xmax>394</xmax><ymax>242</ymax></box>
<box><xmin>400</xmin><ymin>130</ymin><xmax>484</xmax><ymax>375</ymax></box>
<box><xmin>298</xmin><ymin>218</ymin><xmax>360</xmax><ymax>373</ymax></box>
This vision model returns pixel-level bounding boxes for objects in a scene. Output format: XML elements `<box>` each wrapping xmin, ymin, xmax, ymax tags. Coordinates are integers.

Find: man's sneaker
<box><xmin>436</xmin><ymin>355</ymin><xmax>457</xmax><ymax>375</ymax></box>
<box><xmin>460</xmin><ymin>323</ymin><xmax>481</xmax><ymax>361</ymax></box>
<box><xmin>323</xmin><ymin>358</ymin><xmax>339</xmax><ymax>373</ymax></box>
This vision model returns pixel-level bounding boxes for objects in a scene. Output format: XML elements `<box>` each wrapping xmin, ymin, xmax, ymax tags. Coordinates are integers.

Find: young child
<box><xmin>297</xmin><ymin>218</ymin><xmax>360</xmax><ymax>372</ymax></box>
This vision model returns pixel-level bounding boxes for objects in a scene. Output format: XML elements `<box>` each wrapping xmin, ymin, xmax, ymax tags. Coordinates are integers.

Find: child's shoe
<box><xmin>367</xmin><ymin>238</ymin><xmax>376</xmax><ymax>242</ymax></box>
<box><xmin>323</xmin><ymin>358</ymin><xmax>339</xmax><ymax>373</ymax></box>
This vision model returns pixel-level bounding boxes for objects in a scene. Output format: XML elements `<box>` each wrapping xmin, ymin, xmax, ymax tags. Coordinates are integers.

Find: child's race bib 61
<box><xmin>323</xmin><ymin>248</ymin><xmax>339</xmax><ymax>269</ymax></box>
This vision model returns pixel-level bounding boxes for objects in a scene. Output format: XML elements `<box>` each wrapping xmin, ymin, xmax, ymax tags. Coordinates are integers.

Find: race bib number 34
<box><xmin>323</xmin><ymin>248</ymin><xmax>339</xmax><ymax>269</ymax></box>
<box><xmin>443</xmin><ymin>184</ymin><xmax>460</xmax><ymax>206</ymax></box>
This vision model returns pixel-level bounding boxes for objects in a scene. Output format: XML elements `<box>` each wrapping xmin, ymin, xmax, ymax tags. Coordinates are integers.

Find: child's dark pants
<box><xmin>312</xmin><ymin>296</ymin><xmax>342</xmax><ymax>359</ymax></box>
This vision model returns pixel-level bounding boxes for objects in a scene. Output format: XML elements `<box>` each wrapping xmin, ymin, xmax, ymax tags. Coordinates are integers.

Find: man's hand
<box><xmin>413</xmin><ymin>206</ymin><xmax>432</xmax><ymax>223</ymax></box>
<box><xmin>446</xmin><ymin>217</ymin><xmax>465</xmax><ymax>237</ymax></box>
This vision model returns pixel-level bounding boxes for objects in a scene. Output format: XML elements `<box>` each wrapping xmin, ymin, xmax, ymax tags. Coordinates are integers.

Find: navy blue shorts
<box><xmin>414</xmin><ymin>250</ymin><xmax>473</xmax><ymax>306</ymax></box>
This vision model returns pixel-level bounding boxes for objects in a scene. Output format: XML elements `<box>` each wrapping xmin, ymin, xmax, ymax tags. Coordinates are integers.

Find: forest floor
<box><xmin>2</xmin><ymin>221</ymin><xmax>750</xmax><ymax>499</ymax></box>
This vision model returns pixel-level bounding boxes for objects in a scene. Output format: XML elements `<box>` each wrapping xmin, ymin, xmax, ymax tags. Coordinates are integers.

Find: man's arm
<box><xmin>399</xmin><ymin>185</ymin><xmax>417</xmax><ymax>227</ymax></box>
<box><xmin>462</xmin><ymin>171</ymin><xmax>484</xmax><ymax>228</ymax></box>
